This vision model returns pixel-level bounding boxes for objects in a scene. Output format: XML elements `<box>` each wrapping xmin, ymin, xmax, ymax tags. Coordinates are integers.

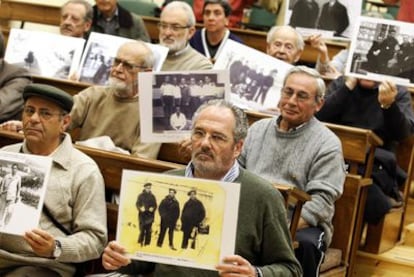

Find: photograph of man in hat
<box><xmin>181</xmin><ymin>189</ymin><xmax>206</xmax><ymax>249</ymax></box>
<box><xmin>157</xmin><ymin>188</ymin><xmax>180</xmax><ymax>250</ymax></box>
<box><xmin>136</xmin><ymin>182</ymin><xmax>157</xmax><ymax>247</ymax></box>
<box><xmin>0</xmin><ymin>163</ymin><xmax>21</xmax><ymax>228</ymax></box>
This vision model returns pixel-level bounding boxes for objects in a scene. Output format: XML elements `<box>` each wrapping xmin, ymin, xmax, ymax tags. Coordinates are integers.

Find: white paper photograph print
<box><xmin>214</xmin><ymin>39</ymin><xmax>292</xmax><ymax>111</ymax></box>
<box><xmin>285</xmin><ymin>0</ymin><xmax>362</xmax><ymax>39</ymax></box>
<box><xmin>139</xmin><ymin>70</ymin><xmax>229</xmax><ymax>143</ymax></box>
<box><xmin>117</xmin><ymin>170</ymin><xmax>240</xmax><ymax>271</ymax></box>
<box><xmin>78</xmin><ymin>32</ymin><xmax>168</xmax><ymax>85</ymax></box>
<box><xmin>4</xmin><ymin>28</ymin><xmax>85</xmax><ymax>79</ymax></box>
<box><xmin>0</xmin><ymin>151</ymin><xmax>52</xmax><ymax>236</ymax></box>
<box><xmin>345</xmin><ymin>16</ymin><xmax>414</xmax><ymax>87</ymax></box>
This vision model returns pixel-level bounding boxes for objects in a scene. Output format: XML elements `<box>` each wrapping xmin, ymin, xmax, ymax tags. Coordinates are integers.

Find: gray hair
<box><xmin>283</xmin><ymin>66</ymin><xmax>326</xmax><ymax>102</ymax></box>
<box><xmin>62</xmin><ymin>0</ymin><xmax>93</xmax><ymax>22</ymax></box>
<box><xmin>192</xmin><ymin>99</ymin><xmax>248</xmax><ymax>143</ymax></box>
<box><xmin>162</xmin><ymin>1</ymin><xmax>196</xmax><ymax>27</ymax></box>
<box><xmin>266</xmin><ymin>25</ymin><xmax>304</xmax><ymax>51</ymax></box>
<box><xmin>120</xmin><ymin>40</ymin><xmax>154</xmax><ymax>68</ymax></box>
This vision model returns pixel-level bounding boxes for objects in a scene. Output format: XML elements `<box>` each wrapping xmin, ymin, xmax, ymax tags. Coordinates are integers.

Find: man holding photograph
<box><xmin>0</xmin><ymin>84</ymin><xmax>107</xmax><ymax>276</ymax></box>
<box><xmin>101</xmin><ymin>100</ymin><xmax>302</xmax><ymax>276</ymax></box>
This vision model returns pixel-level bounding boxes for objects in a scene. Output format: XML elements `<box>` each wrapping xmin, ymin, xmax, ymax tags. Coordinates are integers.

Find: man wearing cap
<box><xmin>101</xmin><ymin>100</ymin><xmax>301</xmax><ymax>276</ymax></box>
<box><xmin>157</xmin><ymin>188</ymin><xmax>180</xmax><ymax>250</ymax></box>
<box><xmin>136</xmin><ymin>182</ymin><xmax>157</xmax><ymax>247</ymax></box>
<box><xmin>0</xmin><ymin>84</ymin><xmax>107</xmax><ymax>277</ymax></box>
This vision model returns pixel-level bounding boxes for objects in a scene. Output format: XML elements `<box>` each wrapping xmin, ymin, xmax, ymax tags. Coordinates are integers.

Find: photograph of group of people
<box><xmin>139</xmin><ymin>70</ymin><xmax>229</xmax><ymax>143</ymax></box>
<box><xmin>0</xmin><ymin>152</ymin><xmax>51</xmax><ymax>235</ymax></box>
<box><xmin>286</xmin><ymin>0</ymin><xmax>361</xmax><ymax>38</ymax></box>
<box><xmin>214</xmin><ymin>40</ymin><xmax>292</xmax><ymax>111</ymax></box>
<box><xmin>346</xmin><ymin>16</ymin><xmax>414</xmax><ymax>86</ymax></box>
<box><xmin>117</xmin><ymin>171</ymin><xmax>239</xmax><ymax>270</ymax></box>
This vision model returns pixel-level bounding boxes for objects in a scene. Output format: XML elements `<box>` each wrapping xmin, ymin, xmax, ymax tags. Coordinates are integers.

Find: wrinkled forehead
<box><xmin>270</xmin><ymin>29</ymin><xmax>299</xmax><ymax>47</ymax></box>
<box><xmin>160</xmin><ymin>8</ymin><xmax>189</xmax><ymax>25</ymax></box>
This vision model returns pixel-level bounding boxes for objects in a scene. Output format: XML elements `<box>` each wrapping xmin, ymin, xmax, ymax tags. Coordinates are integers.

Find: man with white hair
<box><xmin>159</xmin><ymin>1</ymin><xmax>212</xmax><ymax>71</ymax></box>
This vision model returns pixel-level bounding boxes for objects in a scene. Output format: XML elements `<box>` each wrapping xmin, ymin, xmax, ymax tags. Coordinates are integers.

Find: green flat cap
<box><xmin>23</xmin><ymin>84</ymin><xmax>73</xmax><ymax>112</ymax></box>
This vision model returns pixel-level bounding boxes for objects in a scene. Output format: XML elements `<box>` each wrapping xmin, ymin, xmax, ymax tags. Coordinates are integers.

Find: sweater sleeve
<box><xmin>382</xmin><ymin>87</ymin><xmax>414</xmax><ymax>141</ymax></box>
<box><xmin>315</xmin><ymin>76</ymin><xmax>353</xmax><ymax>123</ymax></box>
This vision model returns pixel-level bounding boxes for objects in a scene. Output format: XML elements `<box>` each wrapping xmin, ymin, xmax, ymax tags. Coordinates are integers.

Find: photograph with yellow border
<box><xmin>117</xmin><ymin>170</ymin><xmax>241</xmax><ymax>271</ymax></box>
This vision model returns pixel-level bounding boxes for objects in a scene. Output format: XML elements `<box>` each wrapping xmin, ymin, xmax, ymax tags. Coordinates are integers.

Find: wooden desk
<box><xmin>32</xmin><ymin>75</ymin><xmax>90</xmax><ymax>96</ymax></box>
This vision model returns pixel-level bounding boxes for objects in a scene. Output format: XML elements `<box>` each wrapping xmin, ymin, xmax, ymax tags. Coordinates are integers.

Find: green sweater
<box><xmin>120</xmin><ymin>168</ymin><xmax>302</xmax><ymax>276</ymax></box>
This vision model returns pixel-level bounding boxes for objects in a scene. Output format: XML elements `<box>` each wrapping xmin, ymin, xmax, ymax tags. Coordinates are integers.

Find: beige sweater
<box><xmin>70</xmin><ymin>86</ymin><xmax>161</xmax><ymax>159</ymax></box>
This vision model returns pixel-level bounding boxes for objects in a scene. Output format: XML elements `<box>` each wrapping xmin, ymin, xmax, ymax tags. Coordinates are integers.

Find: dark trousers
<box><xmin>138</xmin><ymin>223</ymin><xmax>152</xmax><ymax>246</ymax></box>
<box><xmin>295</xmin><ymin>227</ymin><xmax>326</xmax><ymax>277</ymax></box>
<box><xmin>157</xmin><ymin>221</ymin><xmax>175</xmax><ymax>247</ymax></box>
<box><xmin>181</xmin><ymin>226</ymin><xmax>195</xmax><ymax>249</ymax></box>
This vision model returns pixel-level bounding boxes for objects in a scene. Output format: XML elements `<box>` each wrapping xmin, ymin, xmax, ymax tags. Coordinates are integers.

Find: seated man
<box><xmin>239</xmin><ymin>66</ymin><xmax>345</xmax><ymax>277</ymax></box>
<box><xmin>189</xmin><ymin>0</ymin><xmax>243</xmax><ymax>63</ymax></box>
<box><xmin>316</xmin><ymin>77</ymin><xmax>414</xmax><ymax>224</ymax></box>
<box><xmin>0</xmin><ymin>41</ymin><xmax>161</xmax><ymax>159</ymax></box>
<box><xmin>91</xmin><ymin>0</ymin><xmax>150</xmax><ymax>41</ymax></box>
<box><xmin>0</xmin><ymin>84</ymin><xmax>107</xmax><ymax>276</ymax></box>
<box><xmin>0</xmin><ymin>32</ymin><xmax>31</xmax><ymax>123</ymax></box>
<box><xmin>70</xmin><ymin>40</ymin><xmax>161</xmax><ymax>158</ymax></box>
<box><xmin>101</xmin><ymin>100</ymin><xmax>302</xmax><ymax>276</ymax></box>
<box><xmin>60</xmin><ymin>0</ymin><xmax>93</xmax><ymax>39</ymax></box>
<box><xmin>159</xmin><ymin>1</ymin><xmax>213</xmax><ymax>71</ymax></box>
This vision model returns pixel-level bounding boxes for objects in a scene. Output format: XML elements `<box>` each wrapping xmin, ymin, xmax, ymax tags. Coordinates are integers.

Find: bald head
<box><xmin>266</xmin><ymin>25</ymin><xmax>304</xmax><ymax>64</ymax></box>
<box><xmin>117</xmin><ymin>41</ymin><xmax>154</xmax><ymax>68</ymax></box>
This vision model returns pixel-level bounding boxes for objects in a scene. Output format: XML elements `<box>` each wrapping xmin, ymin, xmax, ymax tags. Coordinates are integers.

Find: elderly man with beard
<box><xmin>160</xmin><ymin>1</ymin><xmax>212</xmax><ymax>71</ymax></box>
<box><xmin>68</xmin><ymin>40</ymin><xmax>161</xmax><ymax>158</ymax></box>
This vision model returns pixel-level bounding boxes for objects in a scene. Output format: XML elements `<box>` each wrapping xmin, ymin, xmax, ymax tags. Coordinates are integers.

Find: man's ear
<box><xmin>293</xmin><ymin>49</ymin><xmax>303</xmax><ymax>63</ymax></box>
<box><xmin>188</xmin><ymin>26</ymin><xmax>196</xmax><ymax>39</ymax></box>
<box><xmin>61</xmin><ymin>114</ymin><xmax>72</xmax><ymax>133</ymax></box>
<box><xmin>233</xmin><ymin>139</ymin><xmax>244</xmax><ymax>159</ymax></box>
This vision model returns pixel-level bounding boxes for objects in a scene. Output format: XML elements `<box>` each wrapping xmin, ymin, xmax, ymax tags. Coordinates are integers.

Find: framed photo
<box><xmin>345</xmin><ymin>16</ymin><xmax>414</xmax><ymax>87</ymax></box>
<box><xmin>284</xmin><ymin>0</ymin><xmax>362</xmax><ymax>39</ymax></box>
<box><xmin>139</xmin><ymin>70</ymin><xmax>229</xmax><ymax>143</ymax></box>
<box><xmin>4</xmin><ymin>28</ymin><xmax>85</xmax><ymax>80</ymax></box>
<box><xmin>117</xmin><ymin>170</ymin><xmax>240</xmax><ymax>271</ymax></box>
<box><xmin>214</xmin><ymin>39</ymin><xmax>292</xmax><ymax>112</ymax></box>
<box><xmin>0</xmin><ymin>151</ymin><xmax>52</xmax><ymax>236</ymax></box>
<box><xmin>77</xmin><ymin>32</ymin><xmax>168</xmax><ymax>85</ymax></box>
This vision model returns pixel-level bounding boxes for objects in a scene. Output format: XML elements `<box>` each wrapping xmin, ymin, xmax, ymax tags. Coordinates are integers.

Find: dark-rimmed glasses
<box><xmin>23</xmin><ymin>107</ymin><xmax>66</xmax><ymax>120</ymax></box>
<box><xmin>112</xmin><ymin>58</ymin><xmax>147</xmax><ymax>72</ymax></box>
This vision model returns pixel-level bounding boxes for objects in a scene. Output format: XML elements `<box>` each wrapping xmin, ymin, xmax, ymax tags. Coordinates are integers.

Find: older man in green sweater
<box><xmin>101</xmin><ymin>100</ymin><xmax>302</xmax><ymax>276</ymax></box>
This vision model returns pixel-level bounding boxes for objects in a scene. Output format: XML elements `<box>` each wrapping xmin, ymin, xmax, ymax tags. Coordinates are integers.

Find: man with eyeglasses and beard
<box><xmin>159</xmin><ymin>1</ymin><xmax>212</xmax><ymax>71</ymax></box>
<box><xmin>68</xmin><ymin>40</ymin><xmax>161</xmax><ymax>158</ymax></box>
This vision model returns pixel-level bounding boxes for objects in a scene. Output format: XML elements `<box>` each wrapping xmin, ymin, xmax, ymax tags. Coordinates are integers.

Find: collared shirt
<box><xmin>169</xmin><ymin>44</ymin><xmax>190</xmax><ymax>57</ymax></box>
<box><xmin>184</xmin><ymin>160</ymin><xmax>240</xmax><ymax>182</ymax></box>
<box><xmin>276</xmin><ymin>115</ymin><xmax>308</xmax><ymax>132</ymax></box>
<box><xmin>96</xmin><ymin>8</ymin><xmax>119</xmax><ymax>36</ymax></box>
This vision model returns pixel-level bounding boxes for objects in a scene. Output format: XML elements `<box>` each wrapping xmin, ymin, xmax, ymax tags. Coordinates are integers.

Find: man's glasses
<box><xmin>112</xmin><ymin>58</ymin><xmax>147</xmax><ymax>72</ymax></box>
<box><xmin>23</xmin><ymin>107</ymin><xmax>66</xmax><ymax>120</ymax></box>
<box><xmin>281</xmin><ymin>88</ymin><xmax>312</xmax><ymax>102</ymax></box>
<box><xmin>157</xmin><ymin>22</ymin><xmax>190</xmax><ymax>32</ymax></box>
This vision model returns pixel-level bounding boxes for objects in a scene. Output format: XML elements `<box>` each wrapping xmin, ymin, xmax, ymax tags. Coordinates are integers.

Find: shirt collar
<box><xmin>185</xmin><ymin>160</ymin><xmax>240</xmax><ymax>183</ymax></box>
<box><xmin>276</xmin><ymin>115</ymin><xmax>308</xmax><ymax>132</ymax></box>
<box><xmin>169</xmin><ymin>44</ymin><xmax>190</xmax><ymax>57</ymax></box>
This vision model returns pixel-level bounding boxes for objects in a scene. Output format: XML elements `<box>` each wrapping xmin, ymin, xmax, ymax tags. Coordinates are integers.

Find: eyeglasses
<box><xmin>281</xmin><ymin>87</ymin><xmax>314</xmax><ymax>102</ymax></box>
<box><xmin>112</xmin><ymin>58</ymin><xmax>147</xmax><ymax>72</ymax></box>
<box><xmin>191</xmin><ymin>129</ymin><xmax>230</xmax><ymax>146</ymax></box>
<box><xmin>23</xmin><ymin>107</ymin><xmax>66</xmax><ymax>120</ymax></box>
<box><xmin>157</xmin><ymin>22</ymin><xmax>190</xmax><ymax>32</ymax></box>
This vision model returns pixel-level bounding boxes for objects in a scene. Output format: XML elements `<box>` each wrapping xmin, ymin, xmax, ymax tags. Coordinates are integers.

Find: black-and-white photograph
<box><xmin>78</xmin><ymin>32</ymin><xmax>168</xmax><ymax>85</ymax></box>
<box><xmin>285</xmin><ymin>0</ymin><xmax>362</xmax><ymax>39</ymax></box>
<box><xmin>139</xmin><ymin>70</ymin><xmax>229</xmax><ymax>143</ymax></box>
<box><xmin>4</xmin><ymin>28</ymin><xmax>85</xmax><ymax>79</ymax></box>
<box><xmin>0</xmin><ymin>151</ymin><xmax>52</xmax><ymax>236</ymax></box>
<box><xmin>117</xmin><ymin>170</ymin><xmax>240</xmax><ymax>270</ymax></box>
<box><xmin>214</xmin><ymin>39</ymin><xmax>292</xmax><ymax>112</ymax></box>
<box><xmin>345</xmin><ymin>16</ymin><xmax>414</xmax><ymax>87</ymax></box>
